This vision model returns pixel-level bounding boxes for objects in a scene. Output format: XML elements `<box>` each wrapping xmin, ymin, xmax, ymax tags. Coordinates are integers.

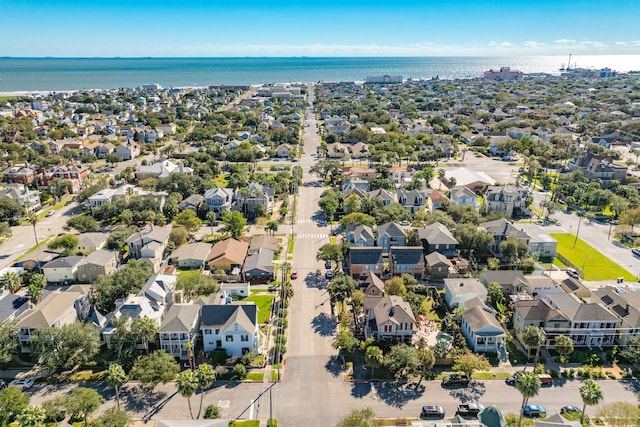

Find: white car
<box><xmin>9</xmin><ymin>378</ymin><xmax>34</xmax><ymax>389</ymax></box>
<box><xmin>46</xmin><ymin>210</ymin><xmax>55</xmax><ymax>217</ymax></box>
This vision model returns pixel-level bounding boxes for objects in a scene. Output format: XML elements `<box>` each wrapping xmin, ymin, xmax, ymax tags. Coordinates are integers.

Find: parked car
<box><xmin>566</xmin><ymin>268</ymin><xmax>579</xmax><ymax>279</ymax></box>
<box><xmin>8</xmin><ymin>378</ymin><xmax>34</xmax><ymax>390</ymax></box>
<box><xmin>268</xmin><ymin>285</ymin><xmax>279</xmax><ymax>292</ymax></box>
<box><xmin>441</xmin><ymin>374</ymin><xmax>470</xmax><ymax>388</ymax></box>
<box><xmin>290</xmin><ymin>270</ymin><xmax>298</xmax><ymax>280</ymax></box>
<box><xmin>325</xmin><ymin>270</ymin><xmax>334</xmax><ymax>279</ymax></box>
<box><xmin>420</xmin><ymin>405</ymin><xmax>445</xmax><ymax>419</ymax></box>
<box><xmin>632</xmin><ymin>248</ymin><xmax>640</xmax><ymax>257</ymax></box>
<box><xmin>523</xmin><ymin>405</ymin><xmax>547</xmax><ymax>418</ymax></box>
<box><xmin>505</xmin><ymin>371</ymin><xmax>524</xmax><ymax>385</ymax></box>
<box><xmin>538</xmin><ymin>373</ymin><xmax>553</xmax><ymax>386</ymax></box>
<box><xmin>324</xmin><ymin>260</ymin><xmax>332</xmax><ymax>269</ymax></box>
<box><xmin>560</xmin><ymin>406</ymin><xmax>582</xmax><ymax>415</ymax></box>
<box><xmin>399</xmin><ymin>220</ymin><xmax>411</xmax><ymax>226</ymax></box>
<box><xmin>46</xmin><ymin>210</ymin><xmax>55</xmax><ymax>217</ymax></box>
<box><xmin>457</xmin><ymin>403</ymin><xmax>485</xmax><ymax>417</ymax></box>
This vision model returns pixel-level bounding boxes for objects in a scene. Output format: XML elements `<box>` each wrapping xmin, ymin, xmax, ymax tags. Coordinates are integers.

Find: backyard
<box><xmin>550</xmin><ymin>232</ymin><xmax>636</xmax><ymax>281</ymax></box>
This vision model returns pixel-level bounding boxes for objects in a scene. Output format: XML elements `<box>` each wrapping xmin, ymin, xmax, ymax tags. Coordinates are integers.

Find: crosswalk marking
<box><xmin>295</xmin><ymin>233</ymin><xmax>329</xmax><ymax>239</ymax></box>
<box><xmin>296</xmin><ymin>219</ymin><xmax>317</xmax><ymax>224</ymax></box>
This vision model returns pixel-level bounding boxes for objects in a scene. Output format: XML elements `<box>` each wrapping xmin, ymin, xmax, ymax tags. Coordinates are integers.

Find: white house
<box><xmin>41</xmin><ymin>256</ymin><xmax>85</xmax><ymax>283</ymax></box>
<box><xmin>362</xmin><ymin>295</ymin><xmax>416</xmax><ymax>342</ymax></box>
<box><xmin>204</xmin><ymin>187</ymin><xmax>234</xmax><ymax>216</ymax></box>
<box><xmin>443</xmin><ymin>278</ymin><xmax>487</xmax><ymax>310</ymax></box>
<box><xmin>200</xmin><ymin>303</ymin><xmax>261</xmax><ymax>358</ymax></box>
<box><xmin>461</xmin><ymin>297</ymin><xmax>506</xmax><ymax>353</ymax></box>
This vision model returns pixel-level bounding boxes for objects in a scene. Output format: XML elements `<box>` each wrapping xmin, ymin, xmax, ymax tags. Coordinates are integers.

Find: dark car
<box><xmin>632</xmin><ymin>248</ymin><xmax>640</xmax><ymax>257</ymax></box>
<box><xmin>457</xmin><ymin>403</ymin><xmax>485</xmax><ymax>417</ymax></box>
<box><xmin>505</xmin><ymin>371</ymin><xmax>524</xmax><ymax>385</ymax></box>
<box><xmin>324</xmin><ymin>260</ymin><xmax>332</xmax><ymax>269</ymax></box>
<box><xmin>523</xmin><ymin>405</ymin><xmax>547</xmax><ymax>418</ymax></box>
<box><xmin>420</xmin><ymin>405</ymin><xmax>445</xmax><ymax>419</ymax></box>
<box><xmin>560</xmin><ymin>406</ymin><xmax>582</xmax><ymax>414</ymax></box>
<box><xmin>441</xmin><ymin>374</ymin><xmax>470</xmax><ymax>388</ymax></box>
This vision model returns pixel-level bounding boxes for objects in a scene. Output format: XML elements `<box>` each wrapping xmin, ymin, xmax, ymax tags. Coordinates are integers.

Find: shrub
<box><xmin>210</xmin><ymin>348</ymin><xmax>230</xmax><ymax>366</ymax></box>
<box><xmin>534</xmin><ymin>365</ymin><xmax>544</xmax><ymax>375</ymax></box>
<box><xmin>276</xmin><ymin>317</ymin><xmax>288</xmax><ymax>328</ymax></box>
<box><xmin>275</xmin><ymin>334</ymin><xmax>287</xmax><ymax>346</ymax></box>
<box><xmin>233</xmin><ymin>363</ymin><xmax>247</xmax><ymax>379</ymax></box>
<box><xmin>606</xmin><ymin>372</ymin><xmax>616</xmax><ymax>379</ymax></box>
<box><xmin>240</xmin><ymin>351</ymin><xmax>258</xmax><ymax>366</ymax></box>
<box><xmin>203</xmin><ymin>405</ymin><xmax>220</xmax><ymax>419</ymax></box>
<box><xmin>548</xmin><ymin>369</ymin><xmax>559</xmax><ymax>379</ymax></box>
<box><xmin>278</xmin><ymin>308</ymin><xmax>288</xmax><ymax>318</ymax></box>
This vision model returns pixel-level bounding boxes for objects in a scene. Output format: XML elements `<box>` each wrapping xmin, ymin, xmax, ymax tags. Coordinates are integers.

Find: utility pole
<box><xmin>573</xmin><ymin>215</ymin><xmax>582</xmax><ymax>248</ymax></box>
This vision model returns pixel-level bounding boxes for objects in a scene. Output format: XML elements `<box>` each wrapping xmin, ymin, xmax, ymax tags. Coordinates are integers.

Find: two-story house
<box><xmin>200</xmin><ymin>303</ymin><xmax>261</xmax><ymax>358</ymax></box>
<box><xmin>376</xmin><ymin>222</ymin><xmax>407</xmax><ymax>252</ymax></box>
<box><xmin>397</xmin><ymin>189</ymin><xmax>428</xmax><ymax>215</ymax></box>
<box><xmin>461</xmin><ymin>297</ymin><xmax>506</xmax><ymax>353</ymax></box>
<box><xmin>16</xmin><ymin>286</ymin><xmax>92</xmax><ymax>352</ymax></box>
<box><xmin>348</xmin><ymin>247</ymin><xmax>384</xmax><ymax>279</ymax></box>
<box><xmin>41</xmin><ymin>256</ymin><xmax>85</xmax><ymax>284</ymax></box>
<box><xmin>114</xmin><ymin>139</ymin><xmax>141</xmax><ymax>160</ymax></box>
<box><xmin>76</xmin><ymin>249</ymin><xmax>118</xmax><ymax>283</ymax></box>
<box><xmin>449</xmin><ymin>186</ymin><xmax>480</xmax><ymax>209</ymax></box>
<box><xmin>204</xmin><ymin>187</ymin><xmax>234</xmax><ymax>217</ymax></box>
<box><xmin>345</xmin><ymin>224</ymin><xmax>375</xmax><ymax>247</ymax></box>
<box><xmin>480</xmin><ymin>218</ymin><xmax>531</xmax><ymax>257</ymax></box>
<box><xmin>233</xmin><ymin>183</ymin><xmax>275</xmax><ymax>219</ymax></box>
<box><xmin>126</xmin><ymin>225</ymin><xmax>171</xmax><ymax>273</ymax></box>
<box><xmin>483</xmin><ymin>185</ymin><xmax>529</xmax><ymax>218</ymax></box>
<box><xmin>591</xmin><ymin>286</ymin><xmax>640</xmax><ymax>346</ymax></box>
<box><xmin>418</xmin><ymin>222</ymin><xmax>459</xmax><ymax>257</ymax></box>
<box><xmin>159</xmin><ymin>304</ymin><xmax>201</xmax><ymax>360</ymax></box>
<box><xmin>2</xmin><ymin>162</ymin><xmax>36</xmax><ymax>185</ymax></box>
<box><xmin>0</xmin><ymin>183</ymin><xmax>41</xmax><ymax>213</ymax></box>
<box><xmin>443</xmin><ymin>278</ymin><xmax>487</xmax><ymax>310</ymax></box>
<box><xmin>388</xmin><ymin>166</ymin><xmax>416</xmax><ymax>187</ymax></box>
<box><xmin>389</xmin><ymin>247</ymin><xmax>424</xmax><ymax>279</ymax></box>
<box><xmin>513</xmin><ymin>298</ymin><xmax>570</xmax><ymax>343</ymax></box>
<box><xmin>362</xmin><ymin>295</ymin><xmax>416</xmax><ymax>342</ymax></box>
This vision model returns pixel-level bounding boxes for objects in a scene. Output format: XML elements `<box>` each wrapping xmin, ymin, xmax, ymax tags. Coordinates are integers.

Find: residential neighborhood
<box><xmin>0</xmin><ymin>71</ymin><xmax>640</xmax><ymax>426</ymax></box>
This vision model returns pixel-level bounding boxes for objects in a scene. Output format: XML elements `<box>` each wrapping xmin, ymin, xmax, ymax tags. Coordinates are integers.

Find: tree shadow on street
<box><xmin>305</xmin><ymin>273</ymin><xmax>326</xmax><ymax>289</ymax></box>
<box><xmin>621</xmin><ymin>378</ymin><xmax>640</xmax><ymax>394</ymax></box>
<box><xmin>311</xmin><ymin>312</ymin><xmax>337</xmax><ymax>336</ymax></box>
<box><xmin>324</xmin><ymin>355</ymin><xmax>343</xmax><ymax>378</ymax></box>
<box><xmin>375</xmin><ymin>380</ymin><xmax>424</xmax><ymax>408</ymax></box>
<box><xmin>448</xmin><ymin>381</ymin><xmax>486</xmax><ymax>403</ymax></box>
<box><xmin>121</xmin><ymin>384</ymin><xmax>171</xmax><ymax>419</ymax></box>
<box><xmin>350</xmin><ymin>381</ymin><xmax>374</xmax><ymax>399</ymax></box>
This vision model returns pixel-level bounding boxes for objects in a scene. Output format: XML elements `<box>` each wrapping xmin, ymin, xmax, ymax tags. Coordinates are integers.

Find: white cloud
<box><xmin>523</xmin><ymin>41</ymin><xmax>545</xmax><ymax>48</ymax></box>
<box><xmin>554</xmin><ymin>39</ymin><xmax>576</xmax><ymax>43</ymax></box>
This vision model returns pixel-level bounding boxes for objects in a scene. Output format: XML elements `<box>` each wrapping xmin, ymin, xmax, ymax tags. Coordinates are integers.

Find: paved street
<box><xmin>9</xmin><ymin>85</ymin><xmax>640</xmax><ymax>425</ymax></box>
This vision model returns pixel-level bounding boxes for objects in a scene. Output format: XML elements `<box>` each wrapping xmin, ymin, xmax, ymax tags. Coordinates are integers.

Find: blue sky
<box><xmin>2</xmin><ymin>0</ymin><xmax>639</xmax><ymax>56</ymax></box>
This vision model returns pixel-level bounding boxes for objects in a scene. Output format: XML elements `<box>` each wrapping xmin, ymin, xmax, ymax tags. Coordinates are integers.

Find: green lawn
<box><xmin>243</xmin><ymin>294</ymin><xmax>275</xmax><ymax>323</ymax></box>
<box><xmin>551</xmin><ymin>232</ymin><xmax>636</xmax><ymax>281</ymax></box>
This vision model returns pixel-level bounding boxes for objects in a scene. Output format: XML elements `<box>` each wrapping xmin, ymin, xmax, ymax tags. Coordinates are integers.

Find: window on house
<box><xmin>204</xmin><ymin>329</ymin><xmax>212</xmax><ymax>335</ymax></box>
<box><xmin>225</xmin><ymin>335</ymin><xmax>233</xmax><ymax>342</ymax></box>
<box><xmin>234</xmin><ymin>323</ymin><xmax>238</xmax><ymax>330</ymax></box>
<box><xmin>241</xmin><ymin>335</ymin><xmax>249</xmax><ymax>342</ymax></box>
<box><xmin>215</xmin><ymin>329</ymin><xmax>220</xmax><ymax>334</ymax></box>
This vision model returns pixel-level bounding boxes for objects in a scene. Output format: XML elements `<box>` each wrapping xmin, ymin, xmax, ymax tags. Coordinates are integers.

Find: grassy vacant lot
<box><xmin>551</xmin><ymin>232</ymin><xmax>635</xmax><ymax>281</ymax></box>
<box><xmin>243</xmin><ymin>293</ymin><xmax>275</xmax><ymax>323</ymax></box>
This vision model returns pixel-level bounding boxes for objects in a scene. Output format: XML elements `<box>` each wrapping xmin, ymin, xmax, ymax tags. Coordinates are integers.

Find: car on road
<box><xmin>399</xmin><ymin>220</ymin><xmax>411</xmax><ymax>226</ymax></box>
<box><xmin>560</xmin><ymin>406</ymin><xmax>581</xmax><ymax>415</ymax></box>
<box><xmin>523</xmin><ymin>405</ymin><xmax>547</xmax><ymax>418</ymax></box>
<box><xmin>441</xmin><ymin>374</ymin><xmax>470</xmax><ymax>388</ymax></box>
<box><xmin>46</xmin><ymin>210</ymin><xmax>55</xmax><ymax>217</ymax></box>
<box><xmin>457</xmin><ymin>403</ymin><xmax>485</xmax><ymax>417</ymax></box>
<box><xmin>290</xmin><ymin>270</ymin><xmax>298</xmax><ymax>280</ymax></box>
<box><xmin>505</xmin><ymin>371</ymin><xmax>524</xmax><ymax>385</ymax></box>
<box><xmin>268</xmin><ymin>285</ymin><xmax>279</xmax><ymax>292</ymax></box>
<box><xmin>8</xmin><ymin>378</ymin><xmax>34</xmax><ymax>390</ymax></box>
<box><xmin>632</xmin><ymin>248</ymin><xmax>640</xmax><ymax>257</ymax></box>
<box><xmin>420</xmin><ymin>405</ymin><xmax>445</xmax><ymax>419</ymax></box>
<box><xmin>325</xmin><ymin>270</ymin><xmax>334</xmax><ymax>279</ymax></box>
<box><xmin>324</xmin><ymin>260</ymin><xmax>332</xmax><ymax>269</ymax></box>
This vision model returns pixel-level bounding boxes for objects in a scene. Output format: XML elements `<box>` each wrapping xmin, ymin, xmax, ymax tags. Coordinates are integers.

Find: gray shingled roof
<box><xmin>480</xmin><ymin>218</ymin><xmax>530</xmax><ymax>240</ymax></box>
<box><xmin>42</xmin><ymin>256</ymin><xmax>85</xmax><ymax>269</ymax></box>
<box><xmin>390</xmin><ymin>246</ymin><xmax>424</xmax><ymax>265</ymax></box>
<box><xmin>160</xmin><ymin>304</ymin><xmax>201</xmax><ymax>332</ymax></box>
<box><xmin>463</xmin><ymin>305</ymin><xmax>505</xmax><ymax>334</ymax></box>
<box><xmin>418</xmin><ymin>222</ymin><xmax>459</xmax><ymax>245</ymax></box>
<box><xmin>200</xmin><ymin>304</ymin><xmax>257</xmax><ymax>330</ymax></box>
<box><xmin>377</xmin><ymin>222</ymin><xmax>406</xmax><ymax>238</ymax></box>
<box><xmin>349</xmin><ymin>247</ymin><xmax>383</xmax><ymax>265</ymax></box>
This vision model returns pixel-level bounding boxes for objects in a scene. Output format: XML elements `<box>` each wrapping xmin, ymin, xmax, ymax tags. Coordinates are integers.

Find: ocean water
<box><xmin>0</xmin><ymin>56</ymin><xmax>639</xmax><ymax>93</ymax></box>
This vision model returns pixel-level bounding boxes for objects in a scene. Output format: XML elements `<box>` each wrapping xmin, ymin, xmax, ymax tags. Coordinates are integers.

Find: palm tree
<box><xmin>105</xmin><ymin>363</ymin><xmax>128</xmax><ymax>410</ymax></box>
<box><xmin>266</xmin><ymin>220</ymin><xmax>279</xmax><ymax>235</ymax></box>
<box><xmin>27</xmin><ymin>284</ymin><xmax>43</xmax><ymax>304</ymax></box>
<box><xmin>196</xmin><ymin>363</ymin><xmax>216</xmax><ymax>419</ymax></box>
<box><xmin>131</xmin><ymin>317</ymin><xmax>158</xmax><ymax>354</ymax></box>
<box><xmin>521</xmin><ymin>325</ymin><xmax>543</xmax><ymax>367</ymax></box>
<box><xmin>176</xmin><ymin>370</ymin><xmax>198</xmax><ymax>419</ymax></box>
<box><xmin>206</xmin><ymin>211</ymin><xmax>216</xmax><ymax>235</ymax></box>
<box><xmin>0</xmin><ymin>271</ymin><xmax>22</xmax><ymax>294</ymax></box>
<box><xmin>27</xmin><ymin>212</ymin><xmax>38</xmax><ymax>245</ymax></box>
<box><xmin>516</xmin><ymin>372</ymin><xmax>541</xmax><ymax>427</ymax></box>
<box><xmin>29</xmin><ymin>273</ymin><xmax>46</xmax><ymax>290</ymax></box>
<box><xmin>579</xmin><ymin>379</ymin><xmax>603</xmax><ymax>424</ymax></box>
<box><xmin>554</xmin><ymin>334</ymin><xmax>574</xmax><ymax>364</ymax></box>
<box><xmin>364</xmin><ymin>345</ymin><xmax>384</xmax><ymax>377</ymax></box>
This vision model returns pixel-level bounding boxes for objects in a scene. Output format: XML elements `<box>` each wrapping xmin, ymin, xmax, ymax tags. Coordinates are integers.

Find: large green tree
<box><xmin>131</xmin><ymin>350</ymin><xmax>180</xmax><ymax>387</ymax></box>
<box><xmin>31</xmin><ymin>323</ymin><xmax>100</xmax><ymax>371</ymax></box>
<box><xmin>327</xmin><ymin>275</ymin><xmax>356</xmax><ymax>313</ymax></box>
<box><xmin>0</xmin><ymin>320</ymin><xmax>17</xmax><ymax>364</ymax></box>
<box><xmin>174</xmin><ymin>209</ymin><xmax>202</xmax><ymax>233</ymax></box>
<box><xmin>364</xmin><ymin>346</ymin><xmax>384</xmax><ymax>377</ymax></box>
<box><xmin>220</xmin><ymin>210</ymin><xmax>247</xmax><ymax>239</ymax></box>
<box><xmin>92</xmin><ymin>407</ymin><xmax>132</xmax><ymax>427</ymax></box>
<box><xmin>0</xmin><ymin>386</ymin><xmax>29</xmax><ymax>426</ymax></box>
<box><xmin>335</xmin><ymin>407</ymin><xmax>383</xmax><ymax>427</ymax></box>
<box><xmin>93</xmin><ymin>259</ymin><xmax>153</xmax><ymax>313</ymax></box>
<box><xmin>384</xmin><ymin>343</ymin><xmax>420</xmax><ymax>380</ymax></box>
<box><xmin>62</xmin><ymin>387</ymin><xmax>104</xmax><ymax>426</ymax></box>
<box><xmin>47</xmin><ymin>234</ymin><xmax>79</xmax><ymax>256</ymax></box>
<box><xmin>0</xmin><ymin>271</ymin><xmax>22</xmax><ymax>294</ymax></box>
<box><xmin>452</xmin><ymin>352</ymin><xmax>491</xmax><ymax>377</ymax></box>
